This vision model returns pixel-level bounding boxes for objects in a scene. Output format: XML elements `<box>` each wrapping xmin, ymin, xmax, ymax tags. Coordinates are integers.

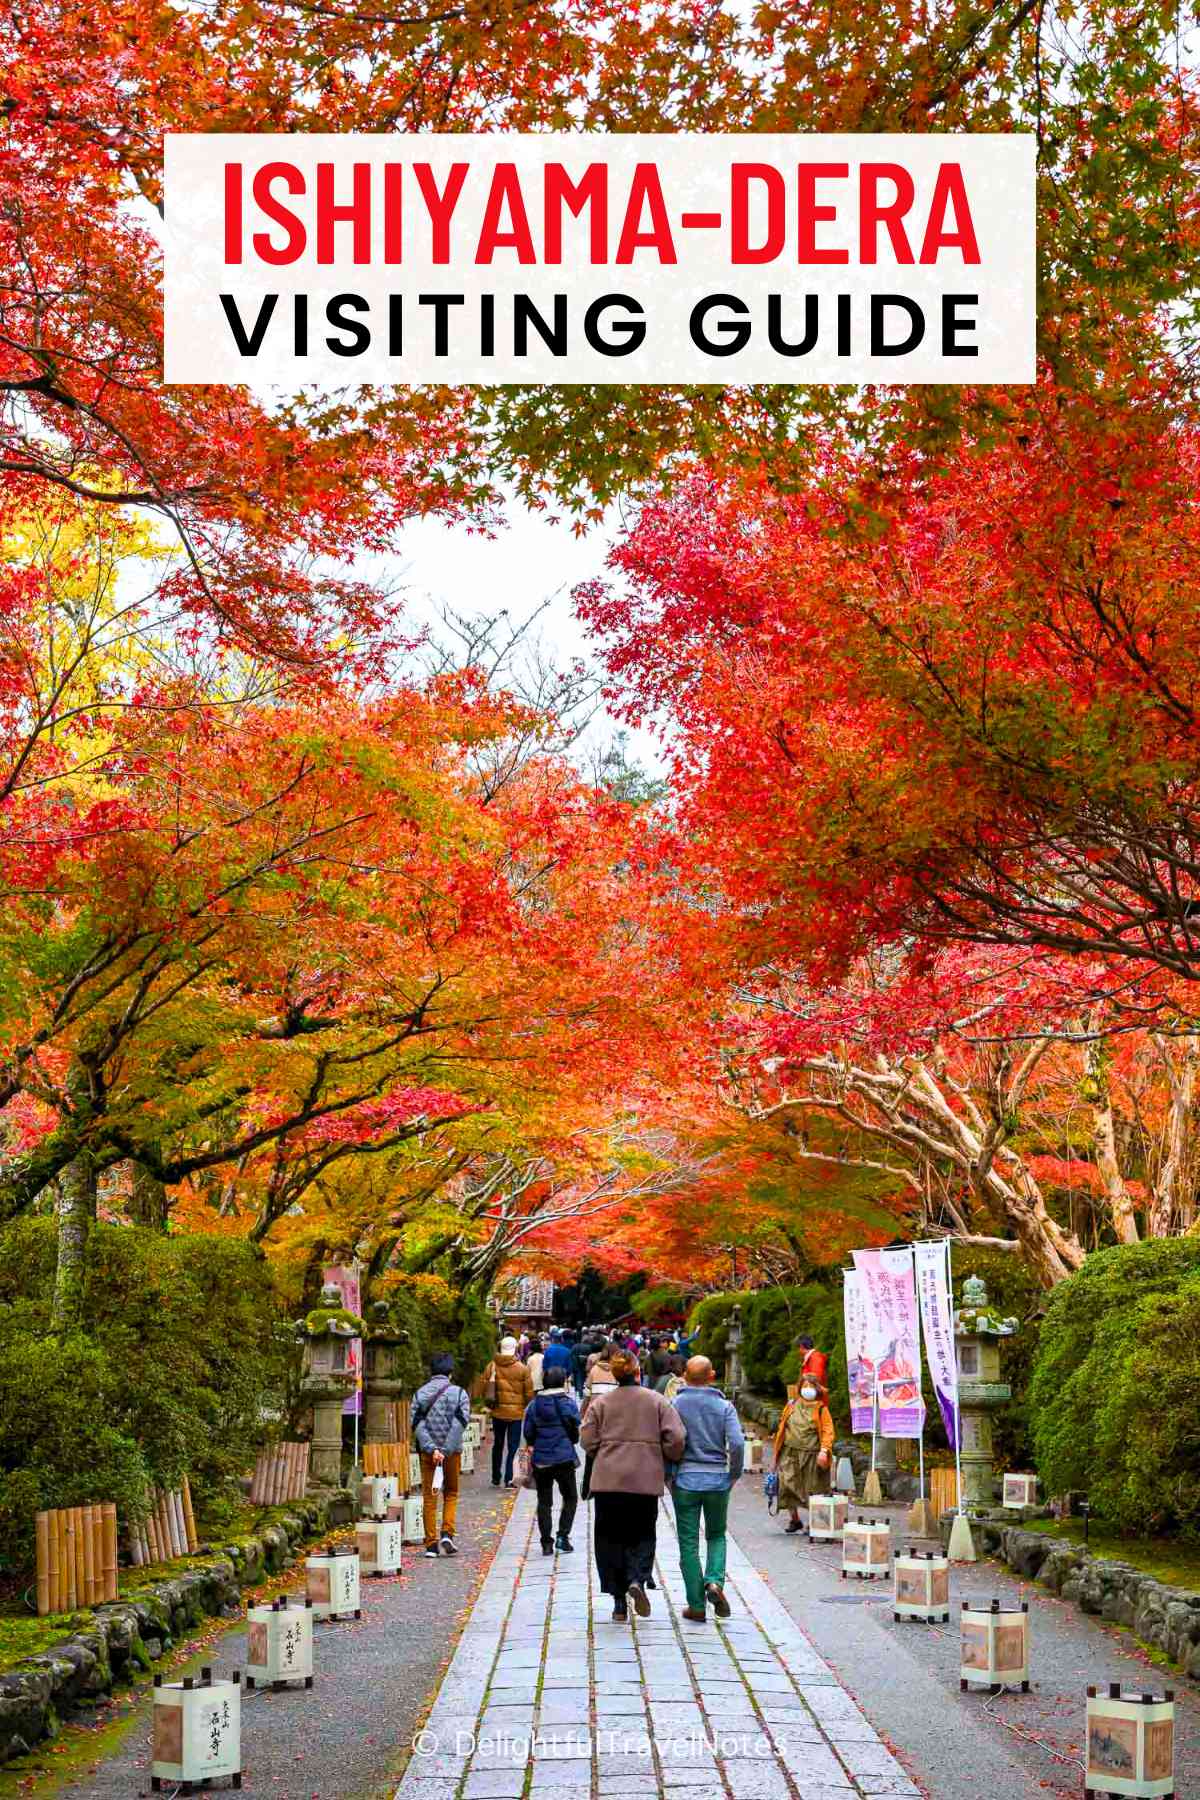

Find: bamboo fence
<box><xmin>35</xmin><ymin>1504</ymin><xmax>118</xmax><ymax>1616</ymax></box>
<box><xmin>362</xmin><ymin>1439</ymin><xmax>410</xmax><ymax>1479</ymax></box>
<box><xmin>126</xmin><ymin>1478</ymin><xmax>200</xmax><ymax>1567</ymax></box>
<box><xmin>929</xmin><ymin>1466</ymin><xmax>960</xmax><ymax>1516</ymax></box>
<box><xmin>249</xmin><ymin>1441</ymin><xmax>310</xmax><ymax>1505</ymax></box>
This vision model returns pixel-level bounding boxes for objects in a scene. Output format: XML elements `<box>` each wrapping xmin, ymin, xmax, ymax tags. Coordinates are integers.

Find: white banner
<box><xmin>164</xmin><ymin>132</ymin><xmax>1036</xmax><ymax>386</ymax></box>
<box><xmin>914</xmin><ymin>1241</ymin><xmax>959</xmax><ymax>1449</ymax></box>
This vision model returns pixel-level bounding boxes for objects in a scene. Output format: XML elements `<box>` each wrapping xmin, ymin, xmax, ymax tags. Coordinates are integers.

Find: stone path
<box><xmin>395</xmin><ymin>1491</ymin><xmax>919</xmax><ymax>1800</ymax></box>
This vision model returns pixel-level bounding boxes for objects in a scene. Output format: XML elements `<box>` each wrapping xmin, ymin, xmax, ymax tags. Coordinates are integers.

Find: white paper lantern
<box><xmin>246</xmin><ymin>1598</ymin><xmax>313</xmax><ymax>1689</ymax></box>
<box><xmin>743</xmin><ymin>1439</ymin><xmax>764</xmax><ymax>1472</ymax></box>
<box><xmin>841</xmin><ymin>1518</ymin><xmax>891</xmax><ymax>1579</ymax></box>
<box><xmin>1002</xmin><ymin>1472</ymin><xmax>1038</xmax><ymax>1510</ymax></box>
<box><xmin>1086</xmin><ymin>1683</ymin><xmax>1175</xmax><ymax>1797</ymax></box>
<box><xmin>357</xmin><ymin>1517</ymin><xmax>403</xmax><ymax>1576</ymax></box>
<box><xmin>305</xmin><ymin>1549</ymin><xmax>361</xmax><ymax>1620</ymax></box>
<box><xmin>151</xmin><ymin>1667</ymin><xmax>241</xmax><ymax>1790</ymax></box>
<box><xmin>408</xmin><ymin>1451</ymin><xmax>421</xmax><ymax>1489</ymax></box>
<box><xmin>808</xmin><ymin>1494</ymin><xmax>849</xmax><ymax>1542</ymax></box>
<box><xmin>399</xmin><ymin>1492</ymin><xmax>425</xmax><ymax>1541</ymax></box>
<box><xmin>360</xmin><ymin>1475</ymin><xmax>399</xmax><ymax>1519</ymax></box>
<box><xmin>893</xmin><ymin>1550</ymin><xmax>950</xmax><ymax>1623</ymax></box>
<box><xmin>460</xmin><ymin>1440</ymin><xmax>475</xmax><ymax>1474</ymax></box>
<box><xmin>960</xmin><ymin>1599</ymin><xmax>1030</xmax><ymax>1693</ymax></box>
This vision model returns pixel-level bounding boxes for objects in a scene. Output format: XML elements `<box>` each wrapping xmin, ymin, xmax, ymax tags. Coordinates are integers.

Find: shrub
<box><xmin>0</xmin><ymin>1333</ymin><xmax>150</xmax><ymax>1573</ymax></box>
<box><xmin>1029</xmin><ymin>1239</ymin><xmax>1200</xmax><ymax>1535</ymax></box>
<box><xmin>686</xmin><ymin>1293</ymin><xmax>741</xmax><ymax>1375</ymax></box>
<box><xmin>0</xmin><ymin>1218</ymin><xmax>295</xmax><ymax>1553</ymax></box>
<box><xmin>740</xmin><ymin>1283</ymin><xmax>847</xmax><ymax>1417</ymax></box>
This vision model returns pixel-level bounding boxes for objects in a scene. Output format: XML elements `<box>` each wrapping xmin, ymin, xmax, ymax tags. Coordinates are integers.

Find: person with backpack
<box><xmin>410</xmin><ymin>1352</ymin><xmax>472</xmax><ymax>1558</ymax></box>
<box><xmin>522</xmin><ymin>1365</ymin><xmax>581</xmax><ymax>1554</ymax></box>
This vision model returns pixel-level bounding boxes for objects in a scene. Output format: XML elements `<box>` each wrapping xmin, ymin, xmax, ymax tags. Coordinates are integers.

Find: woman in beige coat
<box><xmin>579</xmin><ymin>1350</ymin><xmax>684</xmax><ymax>1621</ymax></box>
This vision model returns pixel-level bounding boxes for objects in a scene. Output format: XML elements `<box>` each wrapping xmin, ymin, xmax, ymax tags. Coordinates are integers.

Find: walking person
<box><xmin>581</xmin><ymin>1338</ymin><xmax>618</xmax><ymax>1412</ymax></box>
<box><xmin>772</xmin><ymin>1369</ymin><xmax>835</xmax><ymax>1533</ymax></box>
<box><xmin>522</xmin><ymin>1365</ymin><xmax>581</xmax><ymax>1555</ymax></box>
<box><xmin>526</xmin><ymin>1335</ymin><xmax>545</xmax><ymax>1392</ymax></box>
<box><xmin>669</xmin><ymin>1355</ymin><xmax>744</xmax><ymax>1621</ymax></box>
<box><xmin>485</xmin><ymin>1335</ymin><xmax>534</xmax><ymax>1487</ymax></box>
<box><xmin>411</xmin><ymin>1352</ymin><xmax>472</xmax><ymax>1558</ymax></box>
<box><xmin>580</xmin><ymin>1349</ymin><xmax>684</xmax><ymax>1623</ymax></box>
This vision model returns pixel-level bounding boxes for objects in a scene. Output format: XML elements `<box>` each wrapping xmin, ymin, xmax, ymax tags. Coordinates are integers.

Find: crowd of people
<box><xmin>410</xmin><ymin>1320</ymin><xmax>833</xmax><ymax>1629</ymax></box>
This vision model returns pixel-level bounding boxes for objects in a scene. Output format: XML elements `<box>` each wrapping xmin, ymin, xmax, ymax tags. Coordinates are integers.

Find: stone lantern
<box><xmin>363</xmin><ymin>1301</ymin><xmax>409</xmax><ymax>1445</ymax></box>
<box><xmin>954</xmin><ymin>1274</ymin><xmax>1016</xmax><ymax>1508</ymax></box>
<box><xmin>725</xmin><ymin>1306</ymin><xmax>745</xmax><ymax>1397</ymax></box>
<box><xmin>300</xmin><ymin>1281</ymin><xmax>361</xmax><ymax>1490</ymax></box>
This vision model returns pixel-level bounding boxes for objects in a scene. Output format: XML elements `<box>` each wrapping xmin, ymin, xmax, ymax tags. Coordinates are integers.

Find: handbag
<box><xmin>763</xmin><ymin>1468</ymin><xmax>780</xmax><ymax>1514</ymax></box>
<box><xmin>515</xmin><ymin>1443</ymin><xmax>537</xmax><ymax>1490</ymax></box>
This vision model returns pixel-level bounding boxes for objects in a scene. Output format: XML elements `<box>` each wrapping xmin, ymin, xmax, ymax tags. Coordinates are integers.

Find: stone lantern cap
<box><xmin>954</xmin><ymin>1274</ymin><xmax>1018</xmax><ymax>1339</ymax></box>
<box><xmin>364</xmin><ymin>1299</ymin><xmax>410</xmax><ymax>1342</ymax></box>
<box><xmin>300</xmin><ymin>1280</ymin><xmax>365</xmax><ymax>1339</ymax></box>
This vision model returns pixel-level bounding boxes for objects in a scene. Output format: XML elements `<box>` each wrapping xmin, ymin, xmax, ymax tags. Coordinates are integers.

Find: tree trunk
<box><xmin>129</xmin><ymin>1159</ymin><xmax>170</xmax><ymax>1231</ymax></box>
<box><xmin>988</xmin><ymin>1166</ymin><xmax>1087</xmax><ymax>1287</ymax></box>
<box><xmin>1085</xmin><ymin>1035</ymin><xmax>1139</xmax><ymax>1245</ymax></box>
<box><xmin>52</xmin><ymin>1152</ymin><xmax>97</xmax><ymax>1333</ymax></box>
<box><xmin>1149</xmin><ymin>1035</ymin><xmax>1199</xmax><ymax>1236</ymax></box>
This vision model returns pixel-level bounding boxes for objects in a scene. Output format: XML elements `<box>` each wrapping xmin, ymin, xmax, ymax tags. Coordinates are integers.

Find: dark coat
<box><xmin>523</xmin><ymin>1391</ymin><xmax>581</xmax><ymax>1467</ymax></box>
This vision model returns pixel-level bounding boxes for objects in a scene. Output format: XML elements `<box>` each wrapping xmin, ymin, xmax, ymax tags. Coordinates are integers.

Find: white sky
<box><xmin>386</xmin><ymin>500</ymin><xmax>669</xmax><ymax>775</ymax></box>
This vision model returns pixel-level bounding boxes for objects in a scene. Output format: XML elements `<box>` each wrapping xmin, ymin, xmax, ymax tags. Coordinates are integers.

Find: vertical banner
<box><xmin>324</xmin><ymin>1263</ymin><xmax>363</xmax><ymax>1417</ymax></box>
<box><xmin>853</xmin><ymin>1247</ymin><xmax>926</xmax><ymax>1438</ymax></box>
<box><xmin>842</xmin><ymin>1269</ymin><xmax>875</xmax><ymax>1433</ymax></box>
<box><xmin>914</xmin><ymin>1241</ymin><xmax>960</xmax><ymax>1449</ymax></box>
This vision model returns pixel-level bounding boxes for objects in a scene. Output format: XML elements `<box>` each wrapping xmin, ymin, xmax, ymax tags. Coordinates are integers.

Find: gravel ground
<box><xmin>45</xmin><ymin>1472</ymin><xmax>513</xmax><ymax>1800</ymax></box>
<box><xmin>729</xmin><ymin>1483</ymin><xmax>1200</xmax><ymax>1800</ymax></box>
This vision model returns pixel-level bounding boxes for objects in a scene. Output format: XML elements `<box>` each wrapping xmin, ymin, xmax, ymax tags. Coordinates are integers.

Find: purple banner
<box><xmin>915</xmin><ymin>1241</ymin><xmax>959</xmax><ymax>1449</ymax></box>
<box><xmin>842</xmin><ymin>1270</ymin><xmax>874</xmax><ymax>1433</ymax></box>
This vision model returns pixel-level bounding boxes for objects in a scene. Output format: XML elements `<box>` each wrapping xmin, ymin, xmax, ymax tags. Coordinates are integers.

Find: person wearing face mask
<box><xmin>772</xmin><ymin>1368</ymin><xmax>835</xmax><ymax>1534</ymax></box>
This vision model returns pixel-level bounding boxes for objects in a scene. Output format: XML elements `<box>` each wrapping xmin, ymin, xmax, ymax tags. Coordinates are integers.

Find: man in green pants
<box><xmin>670</xmin><ymin>1355</ymin><xmax>745</xmax><ymax>1621</ymax></box>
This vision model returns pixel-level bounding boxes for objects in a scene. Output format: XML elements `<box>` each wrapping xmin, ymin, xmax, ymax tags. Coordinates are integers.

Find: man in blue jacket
<box><xmin>522</xmin><ymin>1365</ymin><xmax>581</xmax><ymax>1554</ymax></box>
<box><xmin>670</xmin><ymin>1355</ymin><xmax>745</xmax><ymax>1621</ymax></box>
<box><xmin>541</xmin><ymin>1327</ymin><xmax>572</xmax><ymax>1385</ymax></box>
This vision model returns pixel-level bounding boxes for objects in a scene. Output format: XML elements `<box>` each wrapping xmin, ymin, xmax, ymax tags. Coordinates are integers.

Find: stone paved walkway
<box><xmin>395</xmin><ymin>1491</ymin><xmax>919</xmax><ymax>1800</ymax></box>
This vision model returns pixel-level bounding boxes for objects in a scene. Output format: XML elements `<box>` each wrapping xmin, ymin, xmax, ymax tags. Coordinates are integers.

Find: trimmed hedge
<box><xmin>688</xmin><ymin>1283</ymin><xmax>847</xmax><ymax>1418</ymax></box>
<box><xmin>1030</xmin><ymin>1238</ymin><xmax>1200</xmax><ymax>1536</ymax></box>
<box><xmin>0</xmin><ymin>1220</ymin><xmax>293</xmax><ymax>1571</ymax></box>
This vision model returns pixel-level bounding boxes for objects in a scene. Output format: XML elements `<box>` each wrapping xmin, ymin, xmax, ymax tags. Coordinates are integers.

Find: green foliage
<box><xmin>741</xmin><ymin>1283</ymin><xmax>847</xmax><ymax>1414</ymax></box>
<box><xmin>366</xmin><ymin>1289</ymin><xmax>430</xmax><ymax>1393</ymax></box>
<box><xmin>0</xmin><ymin>1333</ymin><xmax>150</xmax><ymax>1571</ymax></box>
<box><xmin>1030</xmin><ymin>1240</ymin><xmax>1200</xmax><ymax>1536</ymax></box>
<box><xmin>948</xmin><ymin>1246</ymin><xmax>1045</xmax><ymax>1465</ymax></box>
<box><xmin>686</xmin><ymin>1293</ymin><xmax>741</xmax><ymax>1374</ymax></box>
<box><xmin>452</xmin><ymin>1290</ymin><xmax>499</xmax><ymax>1384</ymax></box>
<box><xmin>628</xmin><ymin>1283</ymin><xmax>685</xmax><ymax>1322</ymax></box>
<box><xmin>0</xmin><ymin>1218</ymin><xmax>296</xmax><ymax>1566</ymax></box>
<box><xmin>304</xmin><ymin>1306</ymin><xmax>365</xmax><ymax>1336</ymax></box>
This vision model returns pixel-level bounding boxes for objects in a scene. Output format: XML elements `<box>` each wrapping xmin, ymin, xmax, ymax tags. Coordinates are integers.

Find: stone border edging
<box><xmin>940</xmin><ymin>1513</ymin><xmax>1200</xmax><ymax>1677</ymax></box>
<box><xmin>0</xmin><ymin>1498</ymin><xmax>333</xmax><ymax>1765</ymax></box>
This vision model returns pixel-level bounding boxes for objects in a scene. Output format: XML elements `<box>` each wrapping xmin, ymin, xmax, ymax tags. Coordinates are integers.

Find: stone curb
<box><xmin>938</xmin><ymin>1513</ymin><xmax>1200</xmax><ymax>1678</ymax></box>
<box><xmin>0</xmin><ymin>1498</ymin><xmax>333</xmax><ymax>1765</ymax></box>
